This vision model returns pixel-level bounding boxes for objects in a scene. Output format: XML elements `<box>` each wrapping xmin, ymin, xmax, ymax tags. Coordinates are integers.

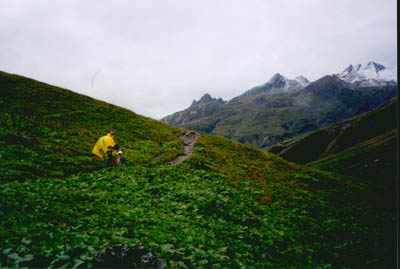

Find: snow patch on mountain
<box><xmin>336</xmin><ymin>61</ymin><xmax>397</xmax><ymax>87</ymax></box>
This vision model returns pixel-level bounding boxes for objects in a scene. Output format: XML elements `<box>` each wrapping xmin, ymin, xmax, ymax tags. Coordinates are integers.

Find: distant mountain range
<box><xmin>162</xmin><ymin>61</ymin><xmax>397</xmax><ymax>148</ymax></box>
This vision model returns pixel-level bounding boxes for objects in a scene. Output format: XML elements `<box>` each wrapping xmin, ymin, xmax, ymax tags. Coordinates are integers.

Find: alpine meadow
<box><xmin>0</xmin><ymin>0</ymin><xmax>398</xmax><ymax>268</ymax></box>
<box><xmin>0</xmin><ymin>68</ymin><xmax>397</xmax><ymax>268</ymax></box>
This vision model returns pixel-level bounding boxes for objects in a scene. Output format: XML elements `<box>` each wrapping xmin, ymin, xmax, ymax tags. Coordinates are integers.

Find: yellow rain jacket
<box><xmin>92</xmin><ymin>133</ymin><xmax>116</xmax><ymax>158</ymax></box>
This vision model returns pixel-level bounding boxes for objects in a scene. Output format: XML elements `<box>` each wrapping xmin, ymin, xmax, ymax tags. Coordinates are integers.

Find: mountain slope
<box><xmin>0</xmin><ymin>70</ymin><xmax>396</xmax><ymax>268</ymax></box>
<box><xmin>309</xmin><ymin>129</ymin><xmax>397</xmax><ymax>184</ymax></box>
<box><xmin>267</xmin><ymin>97</ymin><xmax>397</xmax><ymax>204</ymax></box>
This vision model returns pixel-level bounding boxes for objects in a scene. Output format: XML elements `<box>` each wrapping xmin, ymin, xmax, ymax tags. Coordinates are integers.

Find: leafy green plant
<box><xmin>0</xmin><ymin>71</ymin><xmax>396</xmax><ymax>268</ymax></box>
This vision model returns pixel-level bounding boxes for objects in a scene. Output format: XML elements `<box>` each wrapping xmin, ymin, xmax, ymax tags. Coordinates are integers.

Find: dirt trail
<box><xmin>166</xmin><ymin>132</ymin><xmax>201</xmax><ymax>165</ymax></box>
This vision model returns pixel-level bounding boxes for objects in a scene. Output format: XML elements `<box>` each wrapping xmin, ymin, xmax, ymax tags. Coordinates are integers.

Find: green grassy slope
<box><xmin>0</xmin><ymin>71</ymin><xmax>183</xmax><ymax>180</ymax></box>
<box><xmin>0</xmin><ymin>71</ymin><xmax>397</xmax><ymax>268</ymax></box>
<box><xmin>182</xmin><ymin>135</ymin><xmax>397</xmax><ymax>267</ymax></box>
<box><xmin>1</xmin><ymin>138</ymin><xmax>397</xmax><ymax>268</ymax></box>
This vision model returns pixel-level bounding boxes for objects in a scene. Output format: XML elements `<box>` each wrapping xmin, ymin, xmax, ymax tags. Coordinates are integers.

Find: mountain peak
<box><xmin>191</xmin><ymin>93</ymin><xmax>226</xmax><ymax>107</ymax></box>
<box><xmin>342</xmin><ymin>64</ymin><xmax>354</xmax><ymax>73</ymax></box>
<box><xmin>199</xmin><ymin>93</ymin><xmax>212</xmax><ymax>102</ymax></box>
<box><xmin>300</xmin><ymin>75</ymin><xmax>348</xmax><ymax>100</ymax></box>
<box><xmin>271</xmin><ymin>72</ymin><xmax>284</xmax><ymax>79</ymax></box>
<box><xmin>366</xmin><ymin>61</ymin><xmax>385</xmax><ymax>73</ymax></box>
<box><xmin>229</xmin><ymin>73</ymin><xmax>308</xmax><ymax>103</ymax></box>
<box><xmin>268</xmin><ymin>73</ymin><xmax>287</xmax><ymax>87</ymax></box>
<box><xmin>337</xmin><ymin>61</ymin><xmax>396</xmax><ymax>86</ymax></box>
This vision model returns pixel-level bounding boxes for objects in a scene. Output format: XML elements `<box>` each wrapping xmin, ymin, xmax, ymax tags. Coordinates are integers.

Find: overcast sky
<box><xmin>0</xmin><ymin>0</ymin><xmax>397</xmax><ymax>119</ymax></box>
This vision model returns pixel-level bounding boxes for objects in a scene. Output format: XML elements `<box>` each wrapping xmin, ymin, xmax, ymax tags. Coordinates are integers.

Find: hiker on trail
<box><xmin>92</xmin><ymin>130</ymin><xmax>119</xmax><ymax>167</ymax></box>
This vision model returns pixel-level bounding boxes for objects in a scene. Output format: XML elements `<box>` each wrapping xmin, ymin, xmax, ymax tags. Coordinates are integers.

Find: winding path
<box><xmin>166</xmin><ymin>132</ymin><xmax>201</xmax><ymax>165</ymax></box>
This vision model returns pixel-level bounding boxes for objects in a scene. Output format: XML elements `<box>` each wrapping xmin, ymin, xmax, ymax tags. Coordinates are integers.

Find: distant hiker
<box><xmin>92</xmin><ymin>130</ymin><xmax>119</xmax><ymax>167</ymax></box>
<box><xmin>116</xmin><ymin>150</ymin><xmax>127</xmax><ymax>166</ymax></box>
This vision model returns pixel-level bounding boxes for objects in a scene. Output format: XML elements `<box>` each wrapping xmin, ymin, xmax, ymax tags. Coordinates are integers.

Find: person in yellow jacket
<box><xmin>92</xmin><ymin>130</ymin><xmax>119</xmax><ymax>167</ymax></box>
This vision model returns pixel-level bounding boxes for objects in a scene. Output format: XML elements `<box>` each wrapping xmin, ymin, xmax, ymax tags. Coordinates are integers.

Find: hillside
<box><xmin>0</xmin><ymin>71</ymin><xmax>184</xmax><ymax>181</ymax></box>
<box><xmin>309</xmin><ymin>128</ymin><xmax>397</xmax><ymax>186</ymax></box>
<box><xmin>268</xmin><ymin>96</ymin><xmax>397</xmax><ymax>164</ymax></box>
<box><xmin>162</xmin><ymin>74</ymin><xmax>397</xmax><ymax>149</ymax></box>
<box><xmin>0</xmin><ymin>71</ymin><xmax>397</xmax><ymax>268</ymax></box>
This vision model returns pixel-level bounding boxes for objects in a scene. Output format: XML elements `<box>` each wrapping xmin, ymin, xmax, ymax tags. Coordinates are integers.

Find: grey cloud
<box><xmin>0</xmin><ymin>0</ymin><xmax>397</xmax><ymax>119</ymax></box>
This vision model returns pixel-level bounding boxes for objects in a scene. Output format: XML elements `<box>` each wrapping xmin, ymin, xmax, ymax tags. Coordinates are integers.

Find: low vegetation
<box><xmin>0</xmin><ymin>71</ymin><xmax>397</xmax><ymax>268</ymax></box>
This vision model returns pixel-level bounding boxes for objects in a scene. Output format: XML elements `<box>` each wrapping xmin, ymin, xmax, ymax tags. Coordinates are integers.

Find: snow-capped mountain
<box><xmin>230</xmin><ymin>73</ymin><xmax>310</xmax><ymax>103</ymax></box>
<box><xmin>336</xmin><ymin>61</ymin><xmax>397</xmax><ymax>87</ymax></box>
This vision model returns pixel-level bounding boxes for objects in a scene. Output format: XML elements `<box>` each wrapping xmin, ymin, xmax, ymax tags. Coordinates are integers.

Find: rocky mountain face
<box><xmin>162</xmin><ymin>62</ymin><xmax>397</xmax><ymax>149</ymax></box>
